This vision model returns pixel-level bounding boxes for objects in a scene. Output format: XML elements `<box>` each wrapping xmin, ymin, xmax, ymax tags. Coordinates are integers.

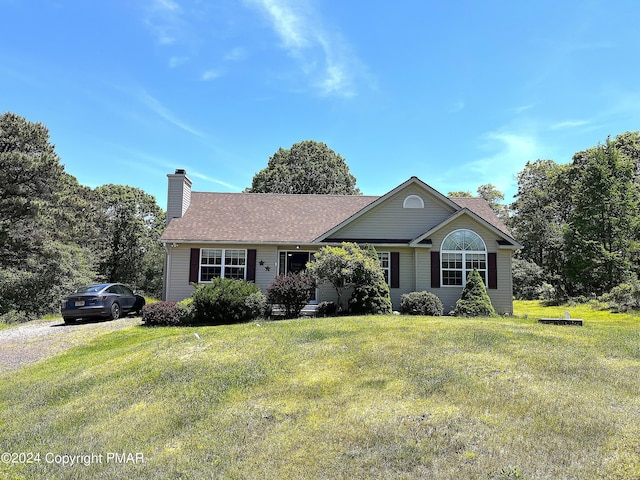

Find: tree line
<box><xmin>3</xmin><ymin>110</ymin><xmax>639</xmax><ymax>322</ymax></box>
<box><xmin>0</xmin><ymin>112</ymin><xmax>165</xmax><ymax>322</ymax></box>
<box><xmin>509</xmin><ymin>132</ymin><xmax>640</xmax><ymax>301</ymax></box>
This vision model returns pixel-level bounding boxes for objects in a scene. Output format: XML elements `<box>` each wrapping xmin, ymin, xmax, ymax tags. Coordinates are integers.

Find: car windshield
<box><xmin>74</xmin><ymin>284</ymin><xmax>108</xmax><ymax>294</ymax></box>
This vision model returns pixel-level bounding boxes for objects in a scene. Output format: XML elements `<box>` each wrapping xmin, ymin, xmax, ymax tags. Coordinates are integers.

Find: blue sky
<box><xmin>2</xmin><ymin>0</ymin><xmax>639</xmax><ymax>209</ymax></box>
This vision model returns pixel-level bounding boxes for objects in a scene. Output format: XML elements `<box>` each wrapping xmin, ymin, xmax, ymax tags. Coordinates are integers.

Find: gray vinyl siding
<box><xmin>389</xmin><ymin>247</ymin><xmax>415</xmax><ymax>309</ymax></box>
<box><xmin>166</xmin><ymin>174</ymin><xmax>191</xmax><ymax>224</ymax></box>
<box><xmin>331</xmin><ymin>185</ymin><xmax>457</xmax><ymax>240</ymax></box>
<box><xmin>165</xmin><ymin>244</ymin><xmax>278</xmax><ymax>301</ymax></box>
<box><xmin>428</xmin><ymin>217</ymin><xmax>514</xmax><ymax>314</ymax></box>
<box><xmin>166</xmin><ymin>246</ymin><xmax>192</xmax><ymax>301</ymax></box>
<box><xmin>166</xmin><ymin>239</ymin><xmax>514</xmax><ymax>314</ymax></box>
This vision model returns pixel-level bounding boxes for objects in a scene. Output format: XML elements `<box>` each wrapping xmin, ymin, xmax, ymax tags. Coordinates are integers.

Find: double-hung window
<box><xmin>377</xmin><ymin>251</ymin><xmax>390</xmax><ymax>285</ymax></box>
<box><xmin>200</xmin><ymin>248</ymin><xmax>246</xmax><ymax>282</ymax></box>
<box><xmin>441</xmin><ymin>229</ymin><xmax>487</xmax><ymax>286</ymax></box>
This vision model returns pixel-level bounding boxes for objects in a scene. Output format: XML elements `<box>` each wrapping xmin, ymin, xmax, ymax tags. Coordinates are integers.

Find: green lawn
<box><xmin>1</xmin><ymin>302</ymin><xmax>639</xmax><ymax>479</ymax></box>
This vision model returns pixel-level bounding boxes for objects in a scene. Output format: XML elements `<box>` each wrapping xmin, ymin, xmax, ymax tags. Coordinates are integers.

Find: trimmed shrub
<box><xmin>307</xmin><ymin>242</ymin><xmax>391</xmax><ymax>311</ymax></box>
<box><xmin>316</xmin><ymin>301</ymin><xmax>338</xmax><ymax>317</ymax></box>
<box><xmin>454</xmin><ymin>269</ymin><xmax>496</xmax><ymax>317</ymax></box>
<box><xmin>349</xmin><ymin>281</ymin><xmax>392</xmax><ymax>315</ymax></box>
<box><xmin>176</xmin><ymin>298</ymin><xmax>194</xmax><ymax>324</ymax></box>
<box><xmin>245</xmin><ymin>291</ymin><xmax>268</xmax><ymax>318</ymax></box>
<box><xmin>191</xmin><ymin>278</ymin><xmax>266</xmax><ymax>324</ymax></box>
<box><xmin>400</xmin><ymin>291</ymin><xmax>444</xmax><ymax>316</ymax></box>
<box><xmin>142</xmin><ymin>301</ymin><xmax>184</xmax><ymax>326</ymax></box>
<box><xmin>267</xmin><ymin>273</ymin><xmax>315</xmax><ymax>319</ymax></box>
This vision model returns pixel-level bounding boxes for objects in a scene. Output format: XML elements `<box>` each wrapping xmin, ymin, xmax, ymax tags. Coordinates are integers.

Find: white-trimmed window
<box><xmin>377</xmin><ymin>251</ymin><xmax>390</xmax><ymax>285</ymax></box>
<box><xmin>441</xmin><ymin>229</ymin><xmax>487</xmax><ymax>286</ymax></box>
<box><xmin>200</xmin><ymin>248</ymin><xmax>246</xmax><ymax>281</ymax></box>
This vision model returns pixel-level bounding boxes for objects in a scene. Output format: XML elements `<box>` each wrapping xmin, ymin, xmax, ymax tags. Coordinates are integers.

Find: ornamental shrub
<box><xmin>316</xmin><ymin>301</ymin><xmax>338</xmax><ymax>317</ymax></box>
<box><xmin>267</xmin><ymin>273</ymin><xmax>315</xmax><ymax>319</ymax></box>
<box><xmin>142</xmin><ymin>301</ymin><xmax>184</xmax><ymax>326</ymax></box>
<box><xmin>347</xmin><ymin>244</ymin><xmax>392</xmax><ymax>315</ymax></box>
<box><xmin>454</xmin><ymin>269</ymin><xmax>496</xmax><ymax>317</ymax></box>
<box><xmin>400</xmin><ymin>291</ymin><xmax>444</xmax><ymax>316</ymax></box>
<box><xmin>191</xmin><ymin>278</ymin><xmax>266</xmax><ymax>324</ymax></box>
<box><xmin>349</xmin><ymin>281</ymin><xmax>392</xmax><ymax>315</ymax></box>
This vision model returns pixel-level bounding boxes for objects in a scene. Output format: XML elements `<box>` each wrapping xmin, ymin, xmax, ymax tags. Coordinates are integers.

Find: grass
<box><xmin>0</xmin><ymin>301</ymin><xmax>639</xmax><ymax>479</ymax></box>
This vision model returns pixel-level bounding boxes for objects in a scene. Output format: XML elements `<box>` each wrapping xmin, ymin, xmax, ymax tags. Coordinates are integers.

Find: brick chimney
<box><xmin>166</xmin><ymin>169</ymin><xmax>193</xmax><ymax>225</ymax></box>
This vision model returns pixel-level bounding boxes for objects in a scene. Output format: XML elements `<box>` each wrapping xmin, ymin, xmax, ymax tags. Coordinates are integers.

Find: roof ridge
<box><xmin>192</xmin><ymin>191</ymin><xmax>380</xmax><ymax>198</ymax></box>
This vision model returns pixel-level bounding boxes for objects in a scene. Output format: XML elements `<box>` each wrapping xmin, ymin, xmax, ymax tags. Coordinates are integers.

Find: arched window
<box><xmin>441</xmin><ymin>229</ymin><xmax>487</xmax><ymax>286</ymax></box>
<box><xmin>403</xmin><ymin>194</ymin><xmax>424</xmax><ymax>208</ymax></box>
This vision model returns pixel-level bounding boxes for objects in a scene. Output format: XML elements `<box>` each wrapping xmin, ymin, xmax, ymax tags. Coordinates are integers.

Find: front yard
<box><xmin>0</xmin><ymin>302</ymin><xmax>638</xmax><ymax>479</ymax></box>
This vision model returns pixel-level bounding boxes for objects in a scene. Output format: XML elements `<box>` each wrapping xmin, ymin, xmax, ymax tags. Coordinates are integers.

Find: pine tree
<box><xmin>454</xmin><ymin>269</ymin><xmax>496</xmax><ymax>317</ymax></box>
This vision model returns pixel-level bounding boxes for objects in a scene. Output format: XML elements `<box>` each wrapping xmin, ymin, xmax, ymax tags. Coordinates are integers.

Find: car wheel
<box><xmin>110</xmin><ymin>302</ymin><xmax>121</xmax><ymax>320</ymax></box>
<box><xmin>63</xmin><ymin>317</ymin><xmax>74</xmax><ymax>325</ymax></box>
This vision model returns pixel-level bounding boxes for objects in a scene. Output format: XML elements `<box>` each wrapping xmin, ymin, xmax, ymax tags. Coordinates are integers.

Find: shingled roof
<box><xmin>161</xmin><ymin>192</ymin><xmax>378</xmax><ymax>243</ymax></box>
<box><xmin>449</xmin><ymin>197</ymin><xmax>513</xmax><ymax>236</ymax></box>
<box><xmin>161</xmin><ymin>190</ymin><xmax>513</xmax><ymax>244</ymax></box>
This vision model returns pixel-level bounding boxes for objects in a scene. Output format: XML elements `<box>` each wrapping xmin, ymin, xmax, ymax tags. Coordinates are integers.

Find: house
<box><xmin>161</xmin><ymin>170</ymin><xmax>522</xmax><ymax>314</ymax></box>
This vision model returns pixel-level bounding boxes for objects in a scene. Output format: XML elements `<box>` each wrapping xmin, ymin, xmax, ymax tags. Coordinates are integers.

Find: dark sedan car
<box><xmin>61</xmin><ymin>283</ymin><xmax>145</xmax><ymax>324</ymax></box>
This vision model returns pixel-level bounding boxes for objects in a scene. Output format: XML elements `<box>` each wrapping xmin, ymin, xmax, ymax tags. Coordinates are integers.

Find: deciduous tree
<box><xmin>248</xmin><ymin>140</ymin><xmax>360</xmax><ymax>195</ymax></box>
<box><xmin>564</xmin><ymin>139</ymin><xmax>640</xmax><ymax>295</ymax></box>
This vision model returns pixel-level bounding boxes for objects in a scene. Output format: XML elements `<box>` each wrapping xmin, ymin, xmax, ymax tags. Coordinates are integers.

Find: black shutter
<box><xmin>246</xmin><ymin>249</ymin><xmax>257</xmax><ymax>282</ymax></box>
<box><xmin>488</xmin><ymin>253</ymin><xmax>497</xmax><ymax>289</ymax></box>
<box><xmin>390</xmin><ymin>252</ymin><xmax>400</xmax><ymax>288</ymax></box>
<box><xmin>431</xmin><ymin>251</ymin><xmax>440</xmax><ymax>288</ymax></box>
<box><xmin>189</xmin><ymin>248</ymin><xmax>200</xmax><ymax>284</ymax></box>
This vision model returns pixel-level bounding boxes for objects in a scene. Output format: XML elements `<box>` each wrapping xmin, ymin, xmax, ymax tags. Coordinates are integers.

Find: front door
<box><xmin>279</xmin><ymin>251</ymin><xmax>317</xmax><ymax>303</ymax></box>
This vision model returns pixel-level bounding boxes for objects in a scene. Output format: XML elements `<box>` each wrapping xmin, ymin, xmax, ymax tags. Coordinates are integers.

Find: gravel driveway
<box><xmin>0</xmin><ymin>316</ymin><xmax>142</xmax><ymax>374</ymax></box>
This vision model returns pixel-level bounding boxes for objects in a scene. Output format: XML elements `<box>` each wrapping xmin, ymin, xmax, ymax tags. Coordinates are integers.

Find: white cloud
<box><xmin>245</xmin><ymin>0</ymin><xmax>364</xmax><ymax>97</ymax></box>
<box><xmin>455</xmin><ymin>130</ymin><xmax>539</xmax><ymax>198</ymax></box>
<box><xmin>152</xmin><ymin>0</ymin><xmax>181</xmax><ymax>12</ymax></box>
<box><xmin>168</xmin><ymin>56</ymin><xmax>189</xmax><ymax>68</ymax></box>
<box><xmin>138</xmin><ymin>90</ymin><xmax>204</xmax><ymax>137</ymax></box>
<box><xmin>189</xmin><ymin>171</ymin><xmax>240</xmax><ymax>190</ymax></box>
<box><xmin>550</xmin><ymin>119</ymin><xmax>590</xmax><ymax>130</ymax></box>
<box><xmin>144</xmin><ymin>0</ymin><xmax>185</xmax><ymax>46</ymax></box>
<box><xmin>201</xmin><ymin>69</ymin><xmax>223</xmax><ymax>81</ymax></box>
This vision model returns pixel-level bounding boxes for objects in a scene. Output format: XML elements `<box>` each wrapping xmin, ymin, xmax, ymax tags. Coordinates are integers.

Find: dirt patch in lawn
<box><xmin>0</xmin><ymin>316</ymin><xmax>142</xmax><ymax>374</ymax></box>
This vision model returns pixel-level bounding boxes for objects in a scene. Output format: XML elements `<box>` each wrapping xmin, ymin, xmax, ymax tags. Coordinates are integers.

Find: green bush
<box><xmin>454</xmin><ymin>269</ymin><xmax>496</xmax><ymax>317</ymax></box>
<box><xmin>267</xmin><ymin>273</ymin><xmax>315</xmax><ymax>319</ymax></box>
<box><xmin>349</xmin><ymin>281</ymin><xmax>392</xmax><ymax>315</ymax></box>
<box><xmin>0</xmin><ymin>310</ymin><xmax>36</xmax><ymax>325</ymax></box>
<box><xmin>191</xmin><ymin>278</ymin><xmax>266</xmax><ymax>324</ymax></box>
<box><xmin>348</xmin><ymin>243</ymin><xmax>392</xmax><ymax>315</ymax></box>
<box><xmin>142</xmin><ymin>301</ymin><xmax>184</xmax><ymax>326</ymax></box>
<box><xmin>316</xmin><ymin>301</ymin><xmax>338</xmax><ymax>317</ymax></box>
<box><xmin>245</xmin><ymin>291</ymin><xmax>268</xmax><ymax>319</ymax></box>
<box><xmin>400</xmin><ymin>291</ymin><xmax>444</xmax><ymax>316</ymax></box>
<box><xmin>512</xmin><ymin>257</ymin><xmax>546</xmax><ymax>300</ymax></box>
<box><xmin>602</xmin><ymin>280</ymin><xmax>640</xmax><ymax>312</ymax></box>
